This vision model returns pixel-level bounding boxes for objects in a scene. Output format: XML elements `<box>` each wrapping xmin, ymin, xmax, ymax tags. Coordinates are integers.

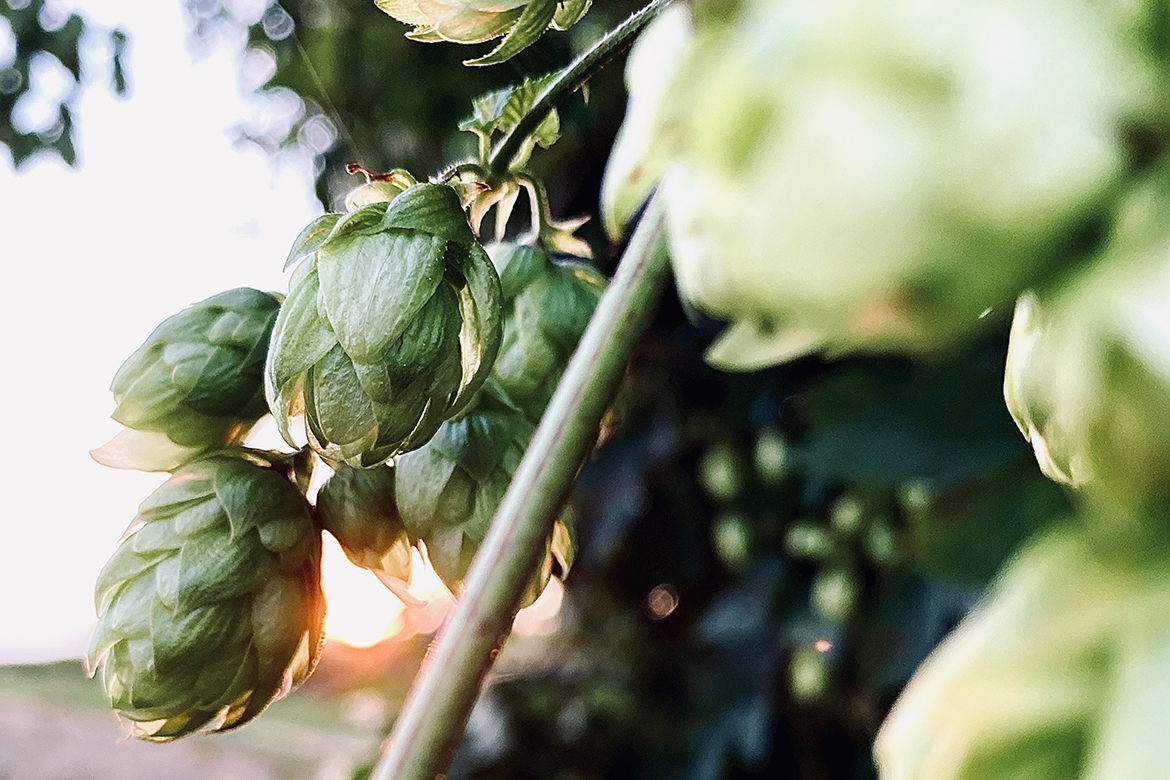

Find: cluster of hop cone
<box><xmin>86</xmin><ymin>178</ymin><xmax>604</xmax><ymax>741</ymax></box>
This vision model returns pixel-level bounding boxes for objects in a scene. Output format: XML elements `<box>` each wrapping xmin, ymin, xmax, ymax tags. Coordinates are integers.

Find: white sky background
<box><xmin>0</xmin><ymin>0</ymin><xmax>342</xmax><ymax>663</ymax></box>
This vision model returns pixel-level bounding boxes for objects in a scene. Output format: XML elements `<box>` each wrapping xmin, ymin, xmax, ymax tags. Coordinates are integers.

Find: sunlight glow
<box><xmin>321</xmin><ymin>535</ymin><xmax>407</xmax><ymax>649</ymax></box>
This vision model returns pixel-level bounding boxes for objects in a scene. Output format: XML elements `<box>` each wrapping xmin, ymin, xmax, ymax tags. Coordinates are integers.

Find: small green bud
<box><xmin>785</xmin><ymin>521</ymin><xmax>835</xmax><ymax>561</ymax></box>
<box><xmin>394</xmin><ymin>405</ymin><xmax>573</xmax><ymax>606</ymax></box>
<box><xmin>698</xmin><ymin>443</ymin><xmax>743</xmax><ymax>502</ymax></box>
<box><xmin>86</xmin><ymin>455</ymin><xmax>325</xmax><ymax>741</ymax></box>
<box><xmin>487</xmin><ymin>243</ymin><xmax>606</xmax><ymax>422</ymax></box>
<box><xmin>712</xmin><ymin>511</ymin><xmax>751</xmax><ymax>572</ymax></box>
<box><xmin>753</xmin><ymin>428</ymin><xmax>788</xmax><ymax>487</ymax></box>
<box><xmin>266</xmin><ymin>184</ymin><xmax>503</xmax><ymax>468</ymax></box>
<box><xmin>790</xmin><ymin>645</ymin><xmax>830</xmax><ymax>703</ymax></box>
<box><xmin>828</xmin><ymin>495</ymin><xmax>865</xmax><ymax>537</ymax></box>
<box><xmin>316</xmin><ymin>464</ymin><xmax>414</xmax><ymax>597</ymax></box>
<box><xmin>810</xmin><ymin>567</ymin><xmax>858</xmax><ymax>624</ymax></box>
<box><xmin>92</xmin><ymin>288</ymin><xmax>281</xmax><ymax>472</ymax></box>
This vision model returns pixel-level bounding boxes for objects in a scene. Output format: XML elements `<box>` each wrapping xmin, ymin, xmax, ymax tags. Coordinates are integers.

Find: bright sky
<box><xmin>0</xmin><ymin>0</ymin><xmax>400</xmax><ymax>663</ymax></box>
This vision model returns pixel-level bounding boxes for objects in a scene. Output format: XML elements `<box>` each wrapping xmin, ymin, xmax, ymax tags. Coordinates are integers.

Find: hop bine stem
<box><xmin>370</xmin><ymin>191</ymin><xmax>670</xmax><ymax>780</ymax></box>
<box><xmin>487</xmin><ymin>0</ymin><xmax>675</xmax><ymax>175</ymax></box>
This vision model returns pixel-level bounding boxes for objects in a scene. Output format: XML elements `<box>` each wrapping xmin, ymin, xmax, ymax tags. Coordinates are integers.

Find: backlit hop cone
<box><xmin>86</xmin><ymin>455</ymin><xmax>325</xmax><ymax>741</ymax></box>
<box><xmin>375</xmin><ymin>0</ymin><xmax>589</xmax><ymax>65</ymax></box>
<box><xmin>266</xmin><ymin>183</ymin><xmax>502</xmax><ymax>468</ymax></box>
<box><xmin>92</xmin><ymin>288</ymin><xmax>281</xmax><ymax>472</ymax></box>
<box><xmin>316</xmin><ymin>463</ymin><xmax>417</xmax><ymax>603</ymax></box>
<box><xmin>395</xmin><ymin>404</ymin><xmax>574</xmax><ymax>606</ymax></box>
<box><xmin>488</xmin><ymin>243</ymin><xmax>606</xmax><ymax>422</ymax></box>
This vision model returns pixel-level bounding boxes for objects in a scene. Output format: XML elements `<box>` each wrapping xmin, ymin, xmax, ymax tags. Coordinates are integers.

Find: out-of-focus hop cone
<box><xmin>603</xmin><ymin>0</ymin><xmax>1166</xmax><ymax>369</ymax></box>
<box><xmin>86</xmin><ymin>454</ymin><xmax>325</xmax><ymax>741</ymax></box>
<box><xmin>487</xmin><ymin>243</ymin><xmax>606</xmax><ymax>422</ymax></box>
<box><xmin>1004</xmin><ymin>169</ymin><xmax>1170</xmax><ymax>502</ymax></box>
<box><xmin>266</xmin><ymin>182</ymin><xmax>502</xmax><ymax>468</ymax></box>
<box><xmin>875</xmin><ymin>520</ymin><xmax>1170</xmax><ymax>780</ymax></box>
<box><xmin>92</xmin><ymin>288</ymin><xmax>281</xmax><ymax>472</ymax></box>
<box><xmin>394</xmin><ymin>402</ymin><xmax>574</xmax><ymax>607</ymax></box>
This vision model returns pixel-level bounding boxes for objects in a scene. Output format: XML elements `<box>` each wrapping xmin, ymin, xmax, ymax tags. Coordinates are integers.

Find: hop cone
<box><xmin>375</xmin><ymin>0</ymin><xmax>589</xmax><ymax>65</ymax></box>
<box><xmin>603</xmin><ymin>0</ymin><xmax>1164</xmax><ymax>369</ymax></box>
<box><xmin>488</xmin><ymin>243</ymin><xmax>606</xmax><ymax>422</ymax></box>
<box><xmin>93</xmin><ymin>288</ymin><xmax>281</xmax><ymax>472</ymax></box>
<box><xmin>86</xmin><ymin>455</ymin><xmax>325</xmax><ymax>741</ymax></box>
<box><xmin>316</xmin><ymin>464</ymin><xmax>415</xmax><ymax>601</ymax></box>
<box><xmin>395</xmin><ymin>403</ymin><xmax>573</xmax><ymax>604</ymax></box>
<box><xmin>266</xmin><ymin>184</ymin><xmax>502</xmax><ymax>468</ymax></box>
<box><xmin>1004</xmin><ymin>168</ymin><xmax>1170</xmax><ymax>498</ymax></box>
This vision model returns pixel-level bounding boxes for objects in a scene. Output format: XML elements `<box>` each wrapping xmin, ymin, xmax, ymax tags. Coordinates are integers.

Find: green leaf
<box><xmin>464</xmin><ymin>0</ymin><xmax>558</xmax><ymax>66</ymax></box>
<box><xmin>460</xmin><ymin>72</ymin><xmax>561</xmax><ymax>166</ymax></box>
<box><xmin>551</xmin><ymin>0</ymin><xmax>590</xmax><ymax>30</ymax></box>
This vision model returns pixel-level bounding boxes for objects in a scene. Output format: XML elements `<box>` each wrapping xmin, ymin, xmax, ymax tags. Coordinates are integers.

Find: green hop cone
<box><xmin>86</xmin><ymin>455</ymin><xmax>325</xmax><ymax>741</ymax></box>
<box><xmin>394</xmin><ymin>404</ymin><xmax>574</xmax><ymax>606</ymax></box>
<box><xmin>487</xmin><ymin>243</ymin><xmax>606</xmax><ymax>422</ymax></box>
<box><xmin>1004</xmin><ymin>168</ymin><xmax>1170</xmax><ymax>501</ymax></box>
<box><xmin>316</xmin><ymin>463</ymin><xmax>417</xmax><ymax>603</ymax></box>
<box><xmin>92</xmin><ymin>288</ymin><xmax>281</xmax><ymax>472</ymax></box>
<box><xmin>375</xmin><ymin>0</ymin><xmax>589</xmax><ymax>66</ymax></box>
<box><xmin>603</xmin><ymin>0</ymin><xmax>1164</xmax><ymax>370</ymax></box>
<box><xmin>266</xmin><ymin>183</ymin><xmax>502</xmax><ymax>468</ymax></box>
<box><xmin>876</xmin><ymin>518</ymin><xmax>1170</xmax><ymax>780</ymax></box>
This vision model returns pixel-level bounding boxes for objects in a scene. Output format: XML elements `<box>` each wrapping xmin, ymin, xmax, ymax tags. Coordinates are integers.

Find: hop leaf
<box><xmin>487</xmin><ymin>243</ymin><xmax>606</xmax><ymax>422</ymax></box>
<box><xmin>316</xmin><ymin>463</ymin><xmax>417</xmax><ymax>602</ymax></box>
<box><xmin>92</xmin><ymin>288</ymin><xmax>281</xmax><ymax>472</ymax></box>
<box><xmin>603</xmin><ymin>0</ymin><xmax>1164</xmax><ymax>369</ymax></box>
<box><xmin>394</xmin><ymin>404</ymin><xmax>574</xmax><ymax>605</ymax></box>
<box><xmin>460</xmin><ymin>73</ymin><xmax>561</xmax><ymax>167</ymax></box>
<box><xmin>86</xmin><ymin>455</ymin><xmax>325</xmax><ymax>741</ymax></box>
<box><xmin>266</xmin><ymin>184</ymin><xmax>503</xmax><ymax>468</ymax></box>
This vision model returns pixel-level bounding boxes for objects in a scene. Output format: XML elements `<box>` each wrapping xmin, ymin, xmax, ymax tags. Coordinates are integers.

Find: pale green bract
<box><xmin>265</xmin><ymin>183</ymin><xmax>502</xmax><ymax>469</ymax></box>
<box><xmin>1004</xmin><ymin>169</ymin><xmax>1170</xmax><ymax>499</ymax></box>
<box><xmin>876</xmin><ymin>519</ymin><xmax>1170</xmax><ymax>780</ymax></box>
<box><xmin>375</xmin><ymin>0</ymin><xmax>590</xmax><ymax>66</ymax></box>
<box><xmin>603</xmin><ymin>0</ymin><xmax>1164</xmax><ymax>370</ymax></box>
<box><xmin>92</xmin><ymin>288</ymin><xmax>281</xmax><ymax>472</ymax></box>
<box><xmin>394</xmin><ymin>403</ymin><xmax>574</xmax><ymax>606</ymax></box>
<box><xmin>486</xmin><ymin>243</ymin><xmax>606</xmax><ymax>422</ymax></box>
<box><xmin>86</xmin><ymin>455</ymin><xmax>325</xmax><ymax>741</ymax></box>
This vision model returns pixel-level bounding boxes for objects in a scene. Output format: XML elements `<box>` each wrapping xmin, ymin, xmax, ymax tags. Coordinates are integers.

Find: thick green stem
<box><xmin>369</xmin><ymin>192</ymin><xmax>670</xmax><ymax>780</ymax></box>
<box><xmin>487</xmin><ymin>0</ymin><xmax>674</xmax><ymax>175</ymax></box>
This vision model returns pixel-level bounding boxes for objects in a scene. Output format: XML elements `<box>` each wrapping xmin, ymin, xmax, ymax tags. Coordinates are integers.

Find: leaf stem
<box><xmin>369</xmin><ymin>191</ymin><xmax>670</xmax><ymax>780</ymax></box>
<box><xmin>487</xmin><ymin>0</ymin><xmax>674</xmax><ymax>175</ymax></box>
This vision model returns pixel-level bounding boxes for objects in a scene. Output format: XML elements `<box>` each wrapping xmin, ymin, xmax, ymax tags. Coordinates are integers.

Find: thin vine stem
<box><xmin>487</xmin><ymin>0</ymin><xmax>675</xmax><ymax>175</ymax></box>
<box><xmin>369</xmin><ymin>191</ymin><xmax>670</xmax><ymax>780</ymax></box>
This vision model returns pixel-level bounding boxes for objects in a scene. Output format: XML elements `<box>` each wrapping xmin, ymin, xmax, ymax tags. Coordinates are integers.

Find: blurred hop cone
<box><xmin>1004</xmin><ymin>168</ymin><xmax>1170</xmax><ymax>500</ymax></box>
<box><xmin>394</xmin><ymin>403</ymin><xmax>574</xmax><ymax>606</ymax></box>
<box><xmin>316</xmin><ymin>463</ymin><xmax>418</xmax><ymax>604</ymax></box>
<box><xmin>92</xmin><ymin>288</ymin><xmax>281</xmax><ymax>472</ymax></box>
<box><xmin>375</xmin><ymin>0</ymin><xmax>590</xmax><ymax>65</ymax></box>
<box><xmin>86</xmin><ymin>455</ymin><xmax>325</xmax><ymax>741</ymax></box>
<box><xmin>487</xmin><ymin>243</ymin><xmax>606</xmax><ymax>422</ymax></box>
<box><xmin>266</xmin><ymin>183</ymin><xmax>502</xmax><ymax>468</ymax></box>
<box><xmin>876</xmin><ymin>521</ymin><xmax>1170</xmax><ymax>780</ymax></box>
<box><xmin>603</xmin><ymin>0</ymin><xmax>1165</xmax><ymax>369</ymax></box>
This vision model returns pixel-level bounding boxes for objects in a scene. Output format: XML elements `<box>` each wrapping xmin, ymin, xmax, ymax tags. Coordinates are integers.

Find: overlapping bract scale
<box><xmin>86</xmin><ymin>455</ymin><xmax>325</xmax><ymax>741</ymax></box>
